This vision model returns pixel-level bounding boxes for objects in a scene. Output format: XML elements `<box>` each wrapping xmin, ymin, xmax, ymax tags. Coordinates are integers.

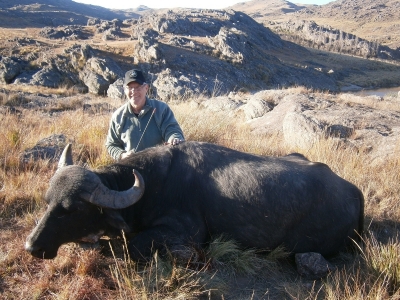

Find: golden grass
<box><xmin>0</xmin><ymin>87</ymin><xmax>399</xmax><ymax>299</ymax></box>
<box><xmin>0</xmin><ymin>83</ymin><xmax>79</xmax><ymax>97</ymax></box>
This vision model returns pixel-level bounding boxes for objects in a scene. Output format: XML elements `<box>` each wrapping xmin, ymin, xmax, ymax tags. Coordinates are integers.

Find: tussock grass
<box><xmin>0</xmin><ymin>88</ymin><xmax>399</xmax><ymax>299</ymax></box>
<box><xmin>338</xmin><ymin>92</ymin><xmax>400</xmax><ymax>112</ymax></box>
<box><xmin>108</xmin><ymin>238</ymin><xmax>219</xmax><ymax>299</ymax></box>
<box><xmin>0</xmin><ymin>83</ymin><xmax>79</xmax><ymax>97</ymax></box>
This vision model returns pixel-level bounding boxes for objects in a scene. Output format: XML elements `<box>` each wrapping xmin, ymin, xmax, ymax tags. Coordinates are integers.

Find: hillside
<box><xmin>230</xmin><ymin>0</ymin><xmax>400</xmax><ymax>50</ymax></box>
<box><xmin>1</xmin><ymin>0</ymin><xmax>400</xmax><ymax>99</ymax></box>
<box><xmin>0</xmin><ymin>0</ymin><xmax>140</xmax><ymax>27</ymax></box>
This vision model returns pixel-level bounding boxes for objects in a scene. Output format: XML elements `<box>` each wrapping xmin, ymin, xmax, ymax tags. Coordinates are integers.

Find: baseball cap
<box><xmin>124</xmin><ymin>69</ymin><xmax>146</xmax><ymax>86</ymax></box>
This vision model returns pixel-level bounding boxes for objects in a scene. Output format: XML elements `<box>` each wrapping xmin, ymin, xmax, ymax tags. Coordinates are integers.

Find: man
<box><xmin>106</xmin><ymin>69</ymin><xmax>185</xmax><ymax>160</ymax></box>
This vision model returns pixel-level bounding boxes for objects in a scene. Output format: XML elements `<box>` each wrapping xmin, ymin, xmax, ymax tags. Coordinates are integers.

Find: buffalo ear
<box><xmin>103</xmin><ymin>209</ymin><xmax>131</xmax><ymax>233</ymax></box>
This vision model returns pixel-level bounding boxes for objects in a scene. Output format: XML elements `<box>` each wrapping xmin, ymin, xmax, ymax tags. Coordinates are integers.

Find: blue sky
<box><xmin>73</xmin><ymin>0</ymin><xmax>334</xmax><ymax>10</ymax></box>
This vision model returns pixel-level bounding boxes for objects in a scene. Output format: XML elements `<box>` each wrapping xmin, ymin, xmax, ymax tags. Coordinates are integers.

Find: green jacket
<box><xmin>105</xmin><ymin>98</ymin><xmax>184</xmax><ymax>160</ymax></box>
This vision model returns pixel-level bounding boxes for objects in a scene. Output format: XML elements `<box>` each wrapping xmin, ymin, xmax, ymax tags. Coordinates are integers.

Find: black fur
<box><xmin>26</xmin><ymin>141</ymin><xmax>364</xmax><ymax>261</ymax></box>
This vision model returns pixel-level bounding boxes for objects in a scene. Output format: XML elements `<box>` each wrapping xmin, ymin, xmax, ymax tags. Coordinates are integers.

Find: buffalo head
<box><xmin>25</xmin><ymin>144</ymin><xmax>145</xmax><ymax>259</ymax></box>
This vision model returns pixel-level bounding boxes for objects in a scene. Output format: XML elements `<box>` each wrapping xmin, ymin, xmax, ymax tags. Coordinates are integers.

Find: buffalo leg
<box><xmin>128</xmin><ymin>225</ymin><xmax>192</xmax><ymax>262</ymax></box>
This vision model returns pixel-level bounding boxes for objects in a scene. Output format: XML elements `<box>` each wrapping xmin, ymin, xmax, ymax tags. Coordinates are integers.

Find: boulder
<box><xmin>20</xmin><ymin>134</ymin><xmax>69</xmax><ymax>164</ymax></box>
<box><xmin>107</xmin><ymin>78</ymin><xmax>124</xmax><ymax>100</ymax></box>
<box><xmin>80</xmin><ymin>71</ymin><xmax>109</xmax><ymax>95</ymax></box>
<box><xmin>295</xmin><ymin>252</ymin><xmax>337</xmax><ymax>279</ymax></box>
<box><xmin>152</xmin><ymin>69</ymin><xmax>188</xmax><ymax>100</ymax></box>
<box><xmin>39</xmin><ymin>26</ymin><xmax>84</xmax><ymax>40</ymax></box>
<box><xmin>241</xmin><ymin>98</ymin><xmax>273</xmax><ymax>120</ymax></box>
<box><xmin>0</xmin><ymin>57</ymin><xmax>21</xmax><ymax>84</ymax></box>
<box><xmin>86</xmin><ymin>57</ymin><xmax>122</xmax><ymax>82</ymax></box>
<box><xmin>79</xmin><ymin>57</ymin><xmax>123</xmax><ymax>95</ymax></box>
<box><xmin>87</xmin><ymin>18</ymin><xmax>101</xmax><ymax>26</ymax></box>
<box><xmin>248</xmin><ymin>93</ymin><xmax>307</xmax><ymax>135</ymax></box>
<box><xmin>13</xmin><ymin>63</ymin><xmax>78</xmax><ymax>88</ymax></box>
<box><xmin>201</xmin><ymin>96</ymin><xmax>242</xmax><ymax>112</ymax></box>
<box><xmin>283</xmin><ymin>112</ymin><xmax>324</xmax><ymax>149</ymax></box>
<box><xmin>30</xmin><ymin>65</ymin><xmax>64</xmax><ymax>88</ymax></box>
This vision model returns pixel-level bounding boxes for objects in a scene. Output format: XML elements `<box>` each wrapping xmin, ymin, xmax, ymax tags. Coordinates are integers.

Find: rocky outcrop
<box><xmin>4</xmin><ymin>43</ymin><xmax>122</xmax><ymax>95</ymax></box>
<box><xmin>79</xmin><ymin>57</ymin><xmax>123</xmax><ymax>95</ymax></box>
<box><xmin>0</xmin><ymin>57</ymin><xmax>21</xmax><ymax>84</ymax></box>
<box><xmin>107</xmin><ymin>78</ymin><xmax>124</xmax><ymax>100</ymax></box>
<box><xmin>199</xmin><ymin>89</ymin><xmax>400</xmax><ymax>164</ymax></box>
<box><xmin>39</xmin><ymin>26</ymin><xmax>85</xmax><ymax>40</ymax></box>
<box><xmin>241</xmin><ymin>96</ymin><xmax>273</xmax><ymax>120</ymax></box>
<box><xmin>231</xmin><ymin>0</ymin><xmax>400</xmax><ymax>56</ymax></box>
<box><xmin>12</xmin><ymin>57</ymin><xmax>81</xmax><ymax>88</ymax></box>
<box><xmin>128</xmin><ymin>9</ymin><xmax>338</xmax><ymax>100</ymax></box>
<box><xmin>270</xmin><ymin>19</ymin><xmax>400</xmax><ymax>60</ymax></box>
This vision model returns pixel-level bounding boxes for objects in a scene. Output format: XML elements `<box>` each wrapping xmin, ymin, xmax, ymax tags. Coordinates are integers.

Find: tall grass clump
<box><xmin>360</xmin><ymin>234</ymin><xmax>400</xmax><ymax>293</ymax></box>
<box><xmin>108</xmin><ymin>234</ymin><xmax>222</xmax><ymax>299</ymax></box>
<box><xmin>206</xmin><ymin>235</ymin><xmax>288</xmax><ymax>277</ymax></box>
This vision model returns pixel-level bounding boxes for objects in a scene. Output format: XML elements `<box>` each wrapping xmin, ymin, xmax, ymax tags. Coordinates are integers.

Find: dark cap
<box><xmin>124</xmin><ymin>69</ymin><xmax>146</xmax><ymax>86</ymax></box>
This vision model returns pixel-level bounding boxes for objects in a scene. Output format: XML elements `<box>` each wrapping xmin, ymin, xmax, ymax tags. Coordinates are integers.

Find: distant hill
<box><xmin>0</xmin><ymin>0</ymin><xmax>141</xmax><ymax>27</ymax></box>
<box><xmin>229</xmin><ymin>0</ymin><xmax>400</xmax><ymax>50</ymax></box>
<box><xmin>229</xmin><ymin>0</ymin><xmax>306</xmax><ymax>18</ymax></box>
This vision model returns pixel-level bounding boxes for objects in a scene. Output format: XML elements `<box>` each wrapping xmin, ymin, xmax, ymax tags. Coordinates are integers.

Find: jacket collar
<box><xmin>126</xmin><ymin>97</ymin><xmax>153</xmax><ymax>117</ymax></box>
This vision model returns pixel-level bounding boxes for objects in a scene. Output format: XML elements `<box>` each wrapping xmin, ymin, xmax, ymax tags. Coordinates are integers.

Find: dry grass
<box><xmin>0</xmin><ymin>87</ymin><xmax>399</xmax><ymax>299</ymax></box>
<box><xmin>0</xmin><ymin>83</ymin><xmax>79</xmax><ymax>97</ymax></box>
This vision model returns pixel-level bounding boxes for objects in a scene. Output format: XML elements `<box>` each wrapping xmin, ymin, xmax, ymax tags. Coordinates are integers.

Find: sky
<box><xmin>73</xmin><ymin>0</ymin><xmax>333</xmax><ymax>10</ymax></box>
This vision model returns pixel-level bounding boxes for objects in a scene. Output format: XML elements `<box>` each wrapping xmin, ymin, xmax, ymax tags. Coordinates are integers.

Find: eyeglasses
<box><xmin>125</xmin><ymin>84</ymin><xmax>147</xmax><ymax>92</ymax></box>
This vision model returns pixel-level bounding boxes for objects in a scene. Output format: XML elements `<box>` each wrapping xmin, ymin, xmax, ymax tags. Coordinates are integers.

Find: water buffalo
<box><xmin>25</xmin><ymin>141</ymin><xmax>364</xmax><ymax>261</ymax></box>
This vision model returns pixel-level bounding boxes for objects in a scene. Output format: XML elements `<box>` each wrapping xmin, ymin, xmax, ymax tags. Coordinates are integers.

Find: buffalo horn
<box><xmin>58</xmin><ymin>143</ymin><xmax>73</xmax><ymax>169</ymax></box>
<box><xmin>84</xmin><ymin>169</ymin><xmax>145</xmax><ymax>209</ymax></box>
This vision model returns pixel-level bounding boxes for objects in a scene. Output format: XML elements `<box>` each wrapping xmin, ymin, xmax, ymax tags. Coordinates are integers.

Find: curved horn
<box><xmin>58</xmin><ymin>143</ymin><xmax>73</xmax><ymax>169</ymax></box>
<box><xmin>84</xmin><ymin>169</ymin><xmax>145</xmax><ymax>209</ymax></box>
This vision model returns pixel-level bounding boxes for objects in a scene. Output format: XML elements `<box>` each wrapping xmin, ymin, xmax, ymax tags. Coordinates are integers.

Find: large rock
<box><xmin>283</xmin><ymin>112</ymin><xmax>324</xmax><ymax>149</ymax></box>
<box><xmin>151</xmin><ymin>69</ymin><xmax>191</xmax><ymax>100</ymax></box>
<box><xmin>20</xmin><ymin>134</ymin><xmax>69</xmax><ymax>164</ymax></box>
<box><xmin>241</xmin><ymin>97</ymin><xmax>273</xmax><ymax>120</ymax></box>
<box><xmin>248</xmin><ymin>93</ymin><xmax>307</xmax><ymax>134</ymax></box>
<box><xmin>67</xmin><ymin>44</ymin><xmax>95</xmax><ymax>70</ymax></box>
<box><xmin>295</xmin><ymin>252</ymin><xmax>336</xmax><ymax>279</ymax></box>
<box><xmin>107</xmin><ymin>78</ymin><xmax>124</xmax><ymax>99</ymax></box>
<box><xmin>13</xmin><ymin>64</ymin><xmax>79</xmax><ymax>88</ymax></box>
<box><xmin>80</xmin><ymin>71</ymin><xmax>110</xmax><ymax>95</ymax></box>
<box><xmin>79</xmin><ymin>57</ymin><xmax>123</xmax><ymax>95</ymax></box>
<box><xmin>86</xmin><ymin>57</ymin><xmax>122</xmax><ymax>82</ymax></box>
<box><xmin>39</xmin><ymin>26</ymin><xmax>84</xmax><ymax>40</ymax></box>
<box><xmin>0</xmin><ymin>57</ymin><xmax>21</xmax><ymax>84</ymax></box>
<box><xmin>200</xmin><ymin>96</ymin><xmax>242</xmax><ymax>112</ymax></box>
<box><xmin>30</xmin><ymin>65</ymin><xmax>65</xmax><ymax>88</ymax></box>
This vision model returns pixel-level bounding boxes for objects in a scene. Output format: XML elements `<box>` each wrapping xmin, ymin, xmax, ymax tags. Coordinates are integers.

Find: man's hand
<box><xmin>171</xmin><ymin>138</ymin><xmax>183</xmax><ymax>146</ymax></box>
<box><xmin>120</xmin><ymin>150</ymin><xmax>135</xmax><ymax>160</ymax></box>
<box><xmin>165</xmin><ymin>138</ymin><xmax>184</xmax><ymax>146</ymax></box>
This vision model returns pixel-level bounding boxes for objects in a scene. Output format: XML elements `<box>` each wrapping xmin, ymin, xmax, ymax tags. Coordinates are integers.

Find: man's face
<box><xmin>125</xmin><ymin>81</ymin><xmax>148</xmax><ymax>112</ymax></box>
